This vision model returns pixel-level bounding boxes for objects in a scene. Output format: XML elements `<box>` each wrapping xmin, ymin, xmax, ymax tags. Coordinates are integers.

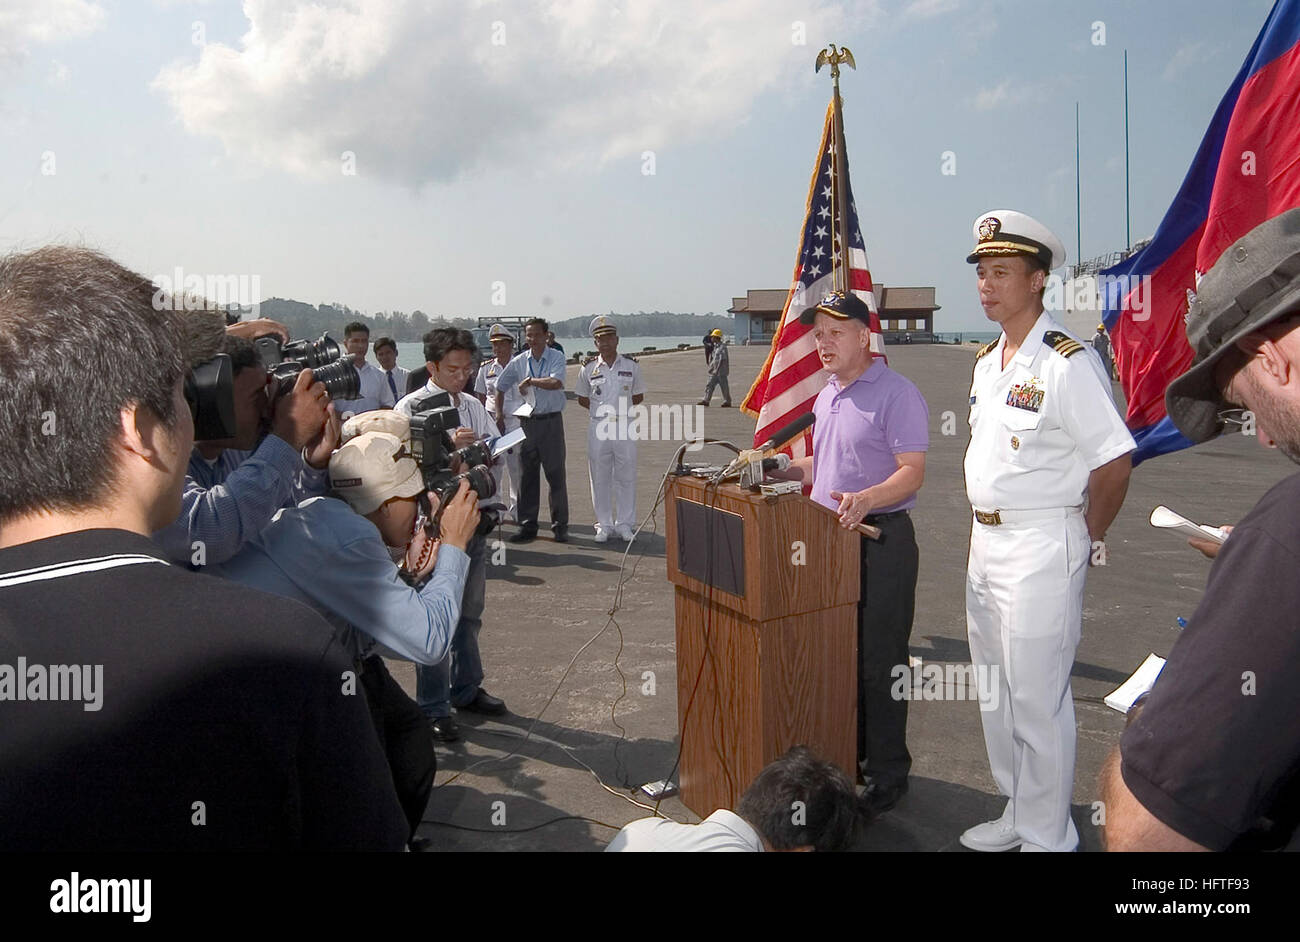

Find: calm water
<box><xmin>391</xmin><ymin>334</ymin><xmax>718</xmax><ymax>371</ymax></box>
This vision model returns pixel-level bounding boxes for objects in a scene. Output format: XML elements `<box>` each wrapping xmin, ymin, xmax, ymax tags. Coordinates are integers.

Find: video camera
<box><xmin>254</xmin><ymin>333</ymin><xmax>360</xmax><ymax>401</ymax></box>
<box><xmin>407</xmin><ymin>391</ymin><xmax>500</xmax><ymax>537</ymax></box>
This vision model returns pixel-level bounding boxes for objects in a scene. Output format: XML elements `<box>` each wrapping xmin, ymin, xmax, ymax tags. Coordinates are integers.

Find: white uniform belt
<box><xmin>973</xmin><ymin>506</ymin><xmax>1083</xmax><ymax>527</ymax></box>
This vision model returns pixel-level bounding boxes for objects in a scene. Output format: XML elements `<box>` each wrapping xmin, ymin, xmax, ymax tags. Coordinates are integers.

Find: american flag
<box><xmin>740</xmin><ymin>101</ymin><xmax>885</xmax><ymax>458</ymax></box>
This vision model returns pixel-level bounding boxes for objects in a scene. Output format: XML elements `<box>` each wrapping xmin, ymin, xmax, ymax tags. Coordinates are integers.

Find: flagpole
<box><xmin>1075</xmin><ymin>101</ymin><xmax>1082</xmax><ymax>265</ymax></box>
<box><xmin>817</xmin><ymin>44</ymin><xmax>857</xmax><ymax>293</ymax></box>
<box><xmin>1124</xmin><ymin>49</ymin><xmax>1131</xmax><ymax>250</ymax></box>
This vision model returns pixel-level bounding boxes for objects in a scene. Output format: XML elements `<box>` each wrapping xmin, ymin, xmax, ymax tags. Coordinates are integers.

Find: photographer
<box><xmin>216</xmin><ymin>429</ymin><xmax>481</xmax><ymax>840</ymax></box>
<box><xmin>152</xmin><ymin>330</ymin><xmax>338</xmax><ymax>566</ymax></box>
<box><xmin>396</xmin><ymin>327</ymin><xmax>508</xmax><ymax>741</ymax></box>
<box><xmin>0</xmin><ymin>245</ymin><xmax>406</xmax><ymax>850</ymax></box>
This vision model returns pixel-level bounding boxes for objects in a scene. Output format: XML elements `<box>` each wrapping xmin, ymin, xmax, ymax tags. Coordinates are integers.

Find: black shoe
<box><xmin>720</xmin><ymin>402</ymin><xmax>732</xmax><ymax>407</ymax></box>
<box><xmin>862</xmin><ymin>779</ymin><xmax>908</xmax><ymax>816</ymax></box>
<box><xmin>458</xmin><ymin>688</ymin><xmax>508</xmax><ymax>716</ymax></box>
<box><xmin>409</xmin><ymin>836</ymin><xmax>434</xmax><ymax>852</ymax></box>
<box><xmin>429</xmin><ymin>716</ymin><xmax>461</xmax><ymax>742</ymax></box>
<box><xmin>509</xmin><ymin>529</ymin><xmax>537</xmax><ymax>544</ymax></box>
<box><xmin>553</xmin><ymin>527</ymin><xmax>569</xmax><ymax>543</ymax></box>
<box><xmin>697</xmin><ymin>400</ymin><xmax>709</xmax><ymax>406</ymax></box>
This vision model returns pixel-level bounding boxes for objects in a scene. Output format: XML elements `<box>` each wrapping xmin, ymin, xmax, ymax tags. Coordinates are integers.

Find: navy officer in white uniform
<box><xmin>576</xmin><ymin>316</ymin><xmax>646</xmax><ymax>543</ymax></box>
<box><xmin>961</xmin><ymin>210</ymin><xmax>1135</xmax><ymax>853</ymax></box>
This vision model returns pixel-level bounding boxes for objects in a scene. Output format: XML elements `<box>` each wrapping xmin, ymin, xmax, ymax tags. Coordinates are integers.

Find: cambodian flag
<box><xmin>1101</xmin><ymin>0</ymin><xmax>1300</xmax><ymax>464</ymax></box>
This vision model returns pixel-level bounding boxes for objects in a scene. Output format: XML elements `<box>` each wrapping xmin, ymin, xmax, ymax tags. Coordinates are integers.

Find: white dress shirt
<box><xmin>576</xmin><ymin>353</ymin><xmax>646</xmax><ymax>424</ymax></box>
<box><xmin>475</xmin><ymin>358</ymin><xmax>522</xmax><ymax>418</ymax></box>
<box><xmin>964</xmin><ymin>312</ymin><xmax>1135</xmax><ymax>511</ymax></box>
<box><xmin>337</xmin><ymin>359</ymin><xmax>396</xmax><ymax>417</ymax></box>
<box><xmin>604</xmin><ymin>810</ymin><xmax>765</xmax><ymax>852</ymax></box>
<box><xmin>381</xmin><ymin>365</ymin><xmax>410</xmax><ymax>404</ymax></box>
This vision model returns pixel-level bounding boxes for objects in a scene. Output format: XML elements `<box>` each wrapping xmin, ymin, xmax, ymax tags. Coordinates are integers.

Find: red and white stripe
<box><xmin>744</xmin><ymin>248</ymin><xmax>885</xmax><ymax>459</ymax></box>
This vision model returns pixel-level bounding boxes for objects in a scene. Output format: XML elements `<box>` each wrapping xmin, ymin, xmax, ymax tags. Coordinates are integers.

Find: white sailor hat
<box><xmin>589</xmin><ymin>315</ymin><xmax>617</xmax><ymax>337</ymax></box>
<box><xmin>966</xmin><ymin>209</ymin><xmax>1066</xmax><ymax>270</ymax></box>
<box><xmin>488</xmin><ymin>323</ymin><xmax>513</xmax><ymax>342</ymax></box>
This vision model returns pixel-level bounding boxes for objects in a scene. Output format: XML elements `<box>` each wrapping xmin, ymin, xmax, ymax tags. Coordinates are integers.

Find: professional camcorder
<box><xmin>254</xmin><ymin>333</ymin><xmax>360</xmax><ymax>401</ymax></box>
<box><xmin>407</xmin><ymin>391</ymin><xmax>500</xmax><ymax>537</ymax></box>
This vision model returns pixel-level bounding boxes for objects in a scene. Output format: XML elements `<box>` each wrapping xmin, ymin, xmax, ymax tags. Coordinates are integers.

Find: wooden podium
<box><xmin>664</xmin><ymin>474</ymin><xmax>860</xmax><ymax>816</ymax></box>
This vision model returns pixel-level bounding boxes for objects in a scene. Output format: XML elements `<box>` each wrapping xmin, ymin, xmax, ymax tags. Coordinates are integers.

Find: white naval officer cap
<box><xmin>488</xmin><ymin>323</ymin><xmax>513</xmax><ymax>342</ymax></box>
<box><xmin>589</xmin><ymin>315</ymin><xmax>617</xmax><ymax>338</ymax></box>
<box><xmin>966</xmin><ymin>210</ymin><xmax>1067</xmax><ymax>271</ymax></box>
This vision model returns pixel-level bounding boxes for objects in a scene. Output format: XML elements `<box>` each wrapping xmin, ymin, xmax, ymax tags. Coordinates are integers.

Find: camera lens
<box><xmin>281</xmin><ymin>334</ymin><xmax>342</xmax><ymax>368</ymax></box>
<box><xmin>464</xmin><ymin>465</ymin><xmax>496</xmax><ymax>501</ymax></box>
<box><xmin>310</xmin><ymin>359</ymin><xmax>360</xmax><ymax>400</ymax></box>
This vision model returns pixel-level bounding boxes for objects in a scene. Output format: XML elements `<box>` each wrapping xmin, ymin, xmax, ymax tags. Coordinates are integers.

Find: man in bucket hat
<box><xmin>1102</xmin><ymin>207</ymin><xmax>1300</xmax><ymax>852</ymax></box>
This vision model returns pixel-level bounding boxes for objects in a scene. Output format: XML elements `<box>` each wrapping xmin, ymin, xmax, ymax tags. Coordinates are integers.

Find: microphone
<box><xmin>756</xmin><ymin>413</ymin><xmax>815</xmax><ymax>452</ymax></box>
<box><xmin>761</xmin><ymin>454</ymin><xmax>791</xmax><ymax>473</ymax></box>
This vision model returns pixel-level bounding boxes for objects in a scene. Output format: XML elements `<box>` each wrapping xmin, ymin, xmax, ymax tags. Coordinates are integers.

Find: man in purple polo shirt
<box><xmin>771</xmin><ymin>290</ymin><xmax>929</xmax><ymax>816</ymax></box>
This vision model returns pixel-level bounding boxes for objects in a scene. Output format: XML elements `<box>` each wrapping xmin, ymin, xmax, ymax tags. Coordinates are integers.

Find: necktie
<box><xmin>387</xmin><ymin>370</ymin><xmax>398</xmax><ymax>401</ymax></box>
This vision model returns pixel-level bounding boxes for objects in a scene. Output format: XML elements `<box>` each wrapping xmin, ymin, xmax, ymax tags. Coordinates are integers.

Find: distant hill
<box><xmin>243</xmin><ymin>298</ymin><xmax>732</xmax><ymax>342</ymax></box>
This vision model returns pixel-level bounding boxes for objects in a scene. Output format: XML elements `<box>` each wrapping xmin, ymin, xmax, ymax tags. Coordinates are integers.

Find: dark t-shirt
<box><xmin>1120</xmin><ymin>472</ymin><xmax>1300</xmax><ymax>851</ymax></box>
<box><xmin>407</xmin><ymin>366</ymin><xmax>430</xmax><ymax>395</ymax></box>
<box><xmin>0</xmin><ymin>528</ymin><xmax>408</xmax><ymax>851</ymax></box>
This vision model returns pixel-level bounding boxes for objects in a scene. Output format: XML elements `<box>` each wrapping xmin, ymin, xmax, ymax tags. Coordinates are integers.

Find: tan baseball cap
<box><xmin>340</xmin><ymin>409</ymin><xmax>411</xmax><ymax>445</ymax></box>
<box><xmin>328</xmin><ymin>431</ymin><xmax>424</xmax><ymax>515</ymax></box>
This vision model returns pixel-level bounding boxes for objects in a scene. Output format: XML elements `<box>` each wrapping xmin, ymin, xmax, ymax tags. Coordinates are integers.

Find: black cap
<box><xmin>1166</xmin><ymin>208</ymin><xmax>1300</xmax><ymax>443</ymax></box>
<box><xmin>798</xmin><ymin>290</ymin><xmax>873</xmax><ymax>326</ymax></box>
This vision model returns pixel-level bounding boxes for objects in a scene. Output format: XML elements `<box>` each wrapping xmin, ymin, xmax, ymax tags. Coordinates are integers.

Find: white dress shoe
<box><xmin>593</xmin><ymin>530</ymin><xmax>609</xmax><ymax>543</ymax></box>
<box><xmin>959</xmin><ymin>817</ymin><xmax>1022</xmax><ymax>852</ymax></box>
<box><xmin>615</xmin><ymin>525</ymin><xmax>635</xmax><ymax>542</ymax></box>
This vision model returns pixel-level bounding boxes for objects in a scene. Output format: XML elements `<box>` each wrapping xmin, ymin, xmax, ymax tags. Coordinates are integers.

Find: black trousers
<box><xmin>360</xmin><ymin>656</ymin><xmax>435</xmax><ymax>842</ymax></box>
<box><xmin>517</xmin><ymin>412</ymin><xmax>569</xmax><ymax>533</ymax></box>
<box><xmin>857</xmin><ymin>512</ymin><xmax>919</xmax><ymax>788</ymax></box>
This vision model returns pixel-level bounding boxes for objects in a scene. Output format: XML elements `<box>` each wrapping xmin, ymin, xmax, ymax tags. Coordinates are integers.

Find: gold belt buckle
<box><xmin>974</xmin><ymin>509</ymin><xmax>1002</xmax><ymax>526</ymax></box>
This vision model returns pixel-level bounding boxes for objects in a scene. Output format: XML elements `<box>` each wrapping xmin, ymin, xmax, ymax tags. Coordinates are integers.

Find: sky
<box><xmin>0</xmin><ymin>0</ymin><xmax>1280</xmax><ymax>331</ymax></box>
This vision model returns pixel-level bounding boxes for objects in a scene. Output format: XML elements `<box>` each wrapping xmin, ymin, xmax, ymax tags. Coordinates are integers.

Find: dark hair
<box><xmin>221</xmin><ymin>334</ymin><xmax>260</xmax><ymax>375</ymax></box>
<box><xmin>373</xmin><ymin>336</ymin><xmax>397</xmax><ymax>355</ymax></box>
<box><xmin>525</xmin><ymin>317</ymin><xmax>549</xmax><ymax>334</ymax></box>
<box><xmin>0</xmin><ymin>246</ymin><xmax>189</xmax><ymax>523</ymax></box>
<box><xmin>343</xmin><ymin>321</ymin><xmax>369</xmax><ymax>339</ymax></box>
<box><xmin>422</xmin><ymin>327</ymin><xmax>476</xmax><ymax>365</ymax></box>
<box><xmin>736</xmin><ymin>746</ymin><xmax>864</xmax><ymax>851</ymax></box>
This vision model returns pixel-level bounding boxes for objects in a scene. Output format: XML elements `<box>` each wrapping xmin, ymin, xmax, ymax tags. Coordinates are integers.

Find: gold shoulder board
<box><xmin>975</xmin><ymin>339</ymin><xmax>998</xmax><ymax>361</ymax></box>
<box><xmin>1043</xmin><ymin>330</ymin><xmax>1083</xmax><ymax>358</ymax></box>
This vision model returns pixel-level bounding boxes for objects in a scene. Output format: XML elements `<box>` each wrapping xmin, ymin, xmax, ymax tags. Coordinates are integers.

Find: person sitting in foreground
<box><xmin>605</xmin><ymin>746</ymin><xmax>866</xmax><ymax>852</ymax></box>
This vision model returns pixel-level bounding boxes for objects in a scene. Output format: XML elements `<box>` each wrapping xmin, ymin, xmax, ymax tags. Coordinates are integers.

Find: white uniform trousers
<box><xmin>965</xmin><ymin>508</ymin><xmax>1090</xmax><ymax>852</ymax></box>
<box><xmin>490</xmin><ymin>412</ymin><xmax>522</xmax><ymax>520</ymax></box>
<box><xmin>587</xmin><ymin>421</ymin><xmax>637</xmax><ymax>534</ymax></box>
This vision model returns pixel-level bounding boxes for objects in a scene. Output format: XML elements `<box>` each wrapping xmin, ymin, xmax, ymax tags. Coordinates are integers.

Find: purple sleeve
<box><xmin>884</xmin><ymin>378</ymin><xmax>930</xmax><ymax>454</ymax></box>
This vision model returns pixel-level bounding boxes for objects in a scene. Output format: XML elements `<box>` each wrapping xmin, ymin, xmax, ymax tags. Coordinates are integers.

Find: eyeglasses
<box><xmin>1216</xmin><ymin>408</ymin><xmax>1252</xmax><ymax>427</ymax></box>
<box><xmin>436</xmin><ymin>365</ymin><xmax>476</xmax><ymax>377</ymax></box>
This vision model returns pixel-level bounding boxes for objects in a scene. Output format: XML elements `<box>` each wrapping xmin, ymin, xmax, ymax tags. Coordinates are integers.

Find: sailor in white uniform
<box><xmin>475</xmin><ymin>323</ymin><xmax>522</xmax><ymax>522</ymax></box>
<box><xmin>960</xmin><ymin>210</ymin><xmax>1136</xmax><ymax>853</ymax></box>
<box><xmin>576</xmin><ymin>316</ymin><xmax>646</xmax><ymax>543</ymax></box>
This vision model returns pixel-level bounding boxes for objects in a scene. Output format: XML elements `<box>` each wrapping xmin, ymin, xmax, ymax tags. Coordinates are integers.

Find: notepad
<box><xmin>1105</xmin><ymin>653</ymin><xmax>1167</xmax><ymax>714</ymax></box>
<box><xmin>1149</xmin><ymin>505</ymin><xmax>1228</xmax><ymax>544</ymax></box>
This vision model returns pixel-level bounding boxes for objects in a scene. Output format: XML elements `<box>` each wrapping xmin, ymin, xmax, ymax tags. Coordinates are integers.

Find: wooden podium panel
<box><xmin>665</xmin><ymin>475</ymin><xmax>859</xmax><ymax>816</ymax></box>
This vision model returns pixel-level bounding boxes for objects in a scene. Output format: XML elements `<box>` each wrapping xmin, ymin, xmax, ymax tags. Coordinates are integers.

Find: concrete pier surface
<box><xmin>389</xmin><ymin>342</ymin><xmax>1293</xmax><ymax>852</ymax></box>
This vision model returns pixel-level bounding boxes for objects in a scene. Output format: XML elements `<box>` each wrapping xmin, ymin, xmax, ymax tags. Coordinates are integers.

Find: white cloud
<box><xmin>901</xmin><ymin>0</ymin><xmax>961</xmax><ymax>20</ymax></box>
<box><xmin>0</xmin><ymin>0</ymin><xmax>105</xmax><ymax>69</ymax></box>
<box><xmin>1163</xmin><ymin>40</ymin><xmax>1213</xmax><ymax>81</ymax></box>
<box><xmin>972</xmin><ymin>77</ymin><xmax>1048</xmax><ymax>111</ymax></box>
<box><xmin>152</xmin><ymin>0</ymin><xmax>878</xmax><ymax>187</ymax></box>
